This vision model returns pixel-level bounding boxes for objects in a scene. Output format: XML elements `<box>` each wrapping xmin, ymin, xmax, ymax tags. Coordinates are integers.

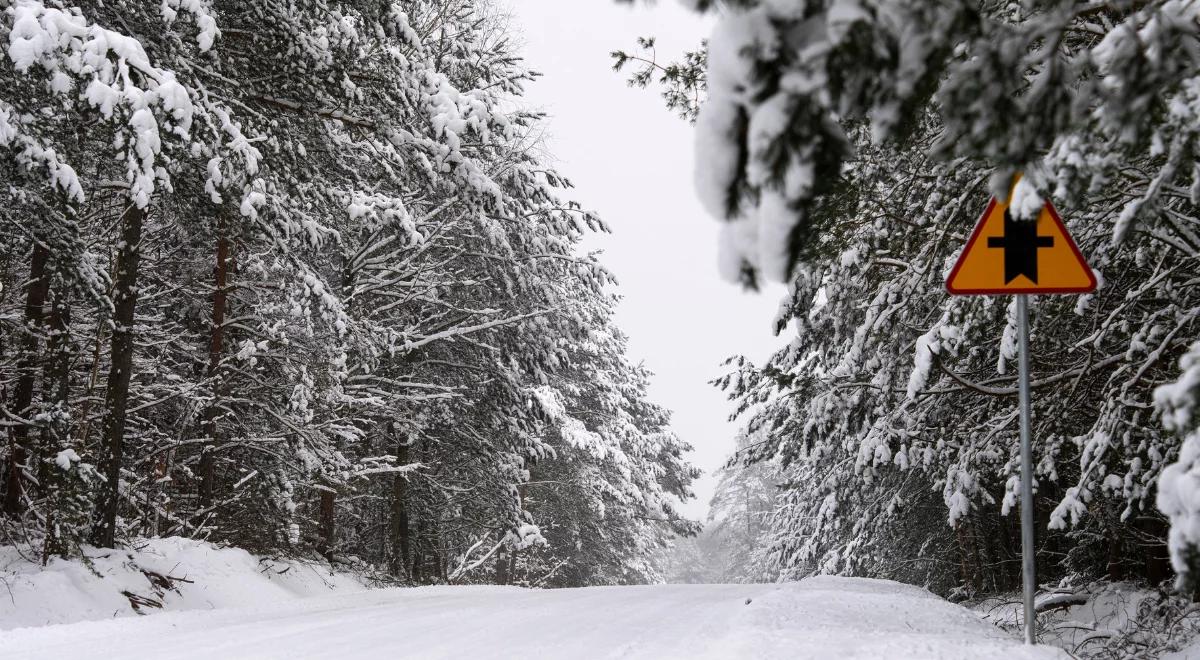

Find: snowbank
<box><xmin>0</xmin><ymin>537</ymin><xmax>369</xmax><ymax>630</ymax></box>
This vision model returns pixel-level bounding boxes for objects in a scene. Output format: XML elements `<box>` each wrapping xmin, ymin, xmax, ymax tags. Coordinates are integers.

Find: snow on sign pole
<box><xmin>945</xmin><ymin>175</ymin><xmax>1096</xmax><ymax>646</ymax></box>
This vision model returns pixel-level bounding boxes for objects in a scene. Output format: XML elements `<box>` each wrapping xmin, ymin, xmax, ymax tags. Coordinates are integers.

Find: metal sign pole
<box><xmin>945</xmin><ymin>175</ymin><xmax>1095</xmax><ymax>645</ymax></box>
<box><xmin>1016</xmin><ymin>293</ymin><xmax>1036</xmax><ymax>645</ymax></box>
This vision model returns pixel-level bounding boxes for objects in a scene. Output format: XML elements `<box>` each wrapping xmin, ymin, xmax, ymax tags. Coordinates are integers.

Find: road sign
<box><xmin>943</xmin><ymin>180</ymin><xmax>1096</xmax><ymax>647</ymax></box>
<box><xmin>946</xmin><ymin>194</ymin><xmax>1096</xmax><ymax>295</ymax></box>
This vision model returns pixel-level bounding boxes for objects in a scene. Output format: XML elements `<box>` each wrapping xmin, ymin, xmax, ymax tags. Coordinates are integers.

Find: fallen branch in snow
<box><xmin>142</xmin><ymin>568</ymin><xmax>194</xmax><ymax>589</ymax></box>
<box><xmin>1072</xmin><ymin>629</ymin><xmax>1117</xmax><ymax>654</ymax></box>
<box><xmin>122</xmin><ymin>567</ymin><xmax>194</xmax><ymax>614</ymax></box>
<box><xmin>122</xmin><ymin>590</ymin><xmax>162</xmax><ymax>613</ymax></box>
<box><xmin>1035</xmin><ymin>591</ymin><xmax>1089</xmax><ymax>612</ymax></box>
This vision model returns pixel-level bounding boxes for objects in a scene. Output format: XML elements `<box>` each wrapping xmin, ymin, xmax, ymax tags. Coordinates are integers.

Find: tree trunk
<box><xmin>508</xmin><ymin>482</ymin><xmax>527</xmax><ymax>585</ymax></box>
<box><xmin>505</xmin><ymin>547</ymin><xmax>517</xmax><ymax>585</ymax></box>
<box><xmin>495</xmin><ymin>483</ymin><xmax>528</xmax><ymax>586</ymax></box>
<box><xmin>3</xmin><ymin>242</ymin><xmax>50</xmax><ymax>517</ymax></box>
<box><xmin>318</xmin><ymin>489</ymin><xmax>336</xmax><ymax>563</ymax></box>
<box><xmin>412</xmin><ymin>515</ymin><xmax>424</xmax><ymax>583</ymax></box>
<box><xmin>954</xmin><ymin>522</ymin><xmax>973</xmax><ymax>592</ymax></box>
<box><xmin>996</xmin><ymin>512</ymin><xmax>1019</xmax><ymax>592</ymax></box>
<box><xmin>968</xmin><ymin>514</ymin><xmax>986</xmax><ymax>592</ymax></box>
<box><xmin>39</xmin><ymin>272</ymin><xmax>72</xmax><ymax>478</ymax></box>
<box><xmin>390</xmin><ymin>437</ymin><xmax>411</xmax><ymax>578</ymax></box>
<box><xmin>1141</xmin><ymin>515</ymin><xmax>1171</xmax><ymax>585</ymax></box>
<box><xmin>40</xmin><ymin>271</ymin><xmax>73</xmax><ymax>560</ymax></box>
<box><xmin>1106</xmin><ymin>524</ymin><xmax>1123</xmax><ymax>582</ymax></box>
<box><xmin>494</xmin><ymin>545</ymin><xmax>510</xmax><ymax>585</ymax></box>
<box><xmin>90</xmin><ymin>204</ymin><xmax>145</xmax><ymax>548</ymax></box>
<box><xmin>198</xmin><ymin>223</ymin><xmax>230</xmax><ymax>507</ymax></box>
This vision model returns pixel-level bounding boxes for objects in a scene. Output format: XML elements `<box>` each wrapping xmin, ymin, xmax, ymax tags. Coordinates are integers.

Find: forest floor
<box><xmin>2</xmin><ymin>572</ymin><xmax>1063</xmax><ymax>659</ymax></box>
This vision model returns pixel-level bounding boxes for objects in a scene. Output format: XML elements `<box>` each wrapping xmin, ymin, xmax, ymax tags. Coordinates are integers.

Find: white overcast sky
<box><xmin>506</xmin><ymin>0</ymin><xmax>786</xmax><ymax>518</ymax></box>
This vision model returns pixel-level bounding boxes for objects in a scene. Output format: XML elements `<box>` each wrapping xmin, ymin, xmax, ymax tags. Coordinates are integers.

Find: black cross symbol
<box><xmin>986</xmin><ymin>208</ymin><xmax>1054</xmax><ymax>284</ymax></box>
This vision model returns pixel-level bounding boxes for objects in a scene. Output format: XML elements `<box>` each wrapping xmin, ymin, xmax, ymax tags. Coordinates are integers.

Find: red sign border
<box><xmin>945</xmin><ymin>197</ymin><xmax>1097</xmax><ymax>295</ymax></box>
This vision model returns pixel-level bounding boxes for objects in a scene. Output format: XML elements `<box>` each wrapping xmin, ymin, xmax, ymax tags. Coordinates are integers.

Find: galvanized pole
<box><xmin>1016</xmin><ymin>293</ymin><xmax>1036</xmax><ymax>645</ymax></box>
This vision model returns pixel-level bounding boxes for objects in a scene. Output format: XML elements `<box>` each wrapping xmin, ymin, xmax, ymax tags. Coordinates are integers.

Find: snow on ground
<box><xmin>977</xmin><ymin>582</ymin><xmax>1154</xmax><ymax>652</ymax></box>
<box><xmin>2</xmin><ymin>572</ymin><xmax>1064</xmax><ymax>659</ymax></box>
<box><xmin>976</xmin><ymin>581</ymin><xmax>1200</xmax><ymax>657</ymax></box>
<box><xmin>1167</xmin><ymin>642</ymin><xmax>1200</xmax><ymax>660</ymax></box>
<box><xmin>0</xmin><ymin>537</ymin><xmax>368</xmax><ymax>630</ymax></box>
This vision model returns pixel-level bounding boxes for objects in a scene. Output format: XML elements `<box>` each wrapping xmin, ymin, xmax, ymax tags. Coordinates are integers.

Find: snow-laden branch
<box><xmin>401</xmin><ymin>308</ymin><xmax>557</xmax><ymax>353</ymax></box>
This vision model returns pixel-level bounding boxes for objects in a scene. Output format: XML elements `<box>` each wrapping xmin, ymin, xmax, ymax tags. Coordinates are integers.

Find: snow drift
<box><xmin>0</xmin><ymin>537</ymin><xmax>368</xmax><ymax>630</ymax></box>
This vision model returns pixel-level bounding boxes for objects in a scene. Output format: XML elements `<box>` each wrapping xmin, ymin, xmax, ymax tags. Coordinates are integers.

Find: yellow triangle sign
<box><xmin>946</xmin><ymin>189</ymin><xmax>1096</xmax><ymax>295</ymax></box>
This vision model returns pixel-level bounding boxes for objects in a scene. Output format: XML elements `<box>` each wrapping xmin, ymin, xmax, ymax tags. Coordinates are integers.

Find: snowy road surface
<box><xmin>2</xmin><ymin>576</ymin><xmax>1064</xmax><ymax>659</ymax></box>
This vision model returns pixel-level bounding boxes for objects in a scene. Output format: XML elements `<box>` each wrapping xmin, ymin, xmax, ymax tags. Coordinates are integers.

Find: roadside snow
<box><xmin>1</xmin><ymin>574</ymin><xmax>1064</xmax><ymax>659</ymax></box>
<box><xmin>0</xmin><ymin>537</ymin><xmax>368</xmax><ymax>630</ymax></box>
<box><xmin>974</xmin><ymin>581</ymin><xmax>1200</xmax><ymax>657</ymax></box>
<box><xmin>977</xmin><ymin>582</ymin><xmax>1151</xmax><ymax>653</ymax></box>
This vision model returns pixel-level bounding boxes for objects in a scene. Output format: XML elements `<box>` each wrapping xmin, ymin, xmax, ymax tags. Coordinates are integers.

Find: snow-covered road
<box><xmin>2</xmin><ymin>576</ymin><xmax>1064</xmax><ymax>659</ymax></box>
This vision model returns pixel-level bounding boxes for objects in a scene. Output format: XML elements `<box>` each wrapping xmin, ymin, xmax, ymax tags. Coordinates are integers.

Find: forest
<box><xmin>0</xmin><ymin>0</ymin><xmax>698</xmax><ymax>588</ymax></box>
